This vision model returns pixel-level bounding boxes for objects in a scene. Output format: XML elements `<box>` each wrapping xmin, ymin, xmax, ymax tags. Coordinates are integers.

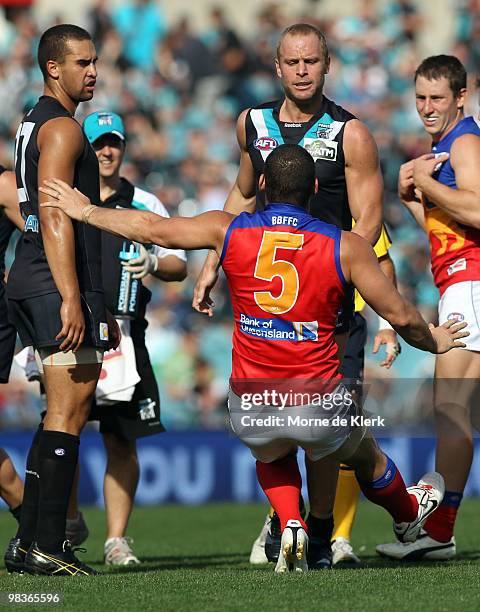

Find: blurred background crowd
<box><xmin>0</xmin><ymin>0</ymin><xmax>479</xmax><ymax>430</ymax></box>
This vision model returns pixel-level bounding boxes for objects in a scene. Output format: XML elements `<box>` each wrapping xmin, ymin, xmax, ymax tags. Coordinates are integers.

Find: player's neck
<box><xmin>43</xmin><ymin>85</ymin><xmax>77</xmax><ymax>116</ymax></box>
<box><xmin>280</xmin><ymin>94</ymin><xmax>323</xmax><ymax>123</ymax></box>
<box><xmin>432</xmin><ymin>110</ymin><xmax>465</xmax><ymax>143</ymax></box>
<box><xmin>100</xmin><ymin>175</ymin><xmax>121</xmax><ymax>202</ymax></box>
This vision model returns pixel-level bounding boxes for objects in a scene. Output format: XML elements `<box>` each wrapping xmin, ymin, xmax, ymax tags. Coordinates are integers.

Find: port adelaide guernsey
<box><xmin>245</xmin><ymin>96</ymin><xmax>356</xmax><ymax>231</ymax></box>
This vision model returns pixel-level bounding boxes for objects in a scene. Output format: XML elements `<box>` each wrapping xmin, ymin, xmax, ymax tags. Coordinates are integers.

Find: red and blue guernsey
<box><xmin>220</xmin><ymin>203</ymin><xmax>347</xmax><ymax>386</ymax></box>
<box><xmin>425</xmin><ymin>116</ymin><xmax>480</xmax><ymax>294</ymax></box>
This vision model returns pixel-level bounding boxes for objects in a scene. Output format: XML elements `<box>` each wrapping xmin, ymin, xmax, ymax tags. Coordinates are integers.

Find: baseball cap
<box><xmin>83</xmin><ymin>111</ymin><xmax>126</xmax><ymax>144</ymax></box>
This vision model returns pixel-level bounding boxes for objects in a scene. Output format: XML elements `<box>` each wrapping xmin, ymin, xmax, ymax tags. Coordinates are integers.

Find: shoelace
<box><xmin>63</xmin><ymin>540</ymin><xmax>87</xmax><ymax>556</ymax></box>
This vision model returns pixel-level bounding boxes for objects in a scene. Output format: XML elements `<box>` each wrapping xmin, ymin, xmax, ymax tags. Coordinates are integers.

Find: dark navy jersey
<box><xmin>7</xmin><ymin>96</ymin><xmax>103</xmax><ymax>299</ymax></box>
<box><xmin>245</xmin><ymin>96</ymin><xmax>356</xmax><ymax>230</ymax></box>
<box><xmin>0</xmin><ymin>165</ymin><xmax>16</xmax><ymax>279</ymax></box>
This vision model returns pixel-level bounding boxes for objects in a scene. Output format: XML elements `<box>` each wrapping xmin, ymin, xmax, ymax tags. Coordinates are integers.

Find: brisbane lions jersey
<box><xmin>245</xmin><ymin>97</ymin><xmax>356</xmax><ymax>230</ymax></box>
<box><xmin>425</xmin><ymin>116</ymin><xmax>480</xmax><ymax>295</ymax></box>
<box><xmin>220</xmin><ymin>203</ymin><xmax>347</xmax><ymax>384</ymax></box>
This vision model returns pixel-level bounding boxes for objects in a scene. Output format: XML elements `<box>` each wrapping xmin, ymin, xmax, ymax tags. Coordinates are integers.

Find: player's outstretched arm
<box><xmin>344</xmin><ymin>120</ymin><xmax>383</xmax><ymax>246</ymax></box>
<box><xmin>372</xmin><ymin>253</ymin><xmax>401</xmax><ymax>369</ymax></box>
<box><xmin>341</xmin><ymin>232</ymin><xmax>468</xmax><ymax>354</ymax></box>
<box><xmin>193</xmin><ymin>109</ymin><xmax>256</xmax><ymax>315</ymax></box>
<box><xmin>38</xmin><ymin>118</ymin><xmax>86</xmax><ymax>352</ymax></box>
<box><xmin>0</xmin><ymin>171</ymin><xmax>23</xmax><ymax>230</ymax></box>
<box><xmin>40</xmin><ymin>178</ymin><xmax>233</xmax><ymax>256</ymax></box>
<box><xmin>413</xmin><ymin>135</ymin><xmax>480</xmax><ymax>227</ymax></box>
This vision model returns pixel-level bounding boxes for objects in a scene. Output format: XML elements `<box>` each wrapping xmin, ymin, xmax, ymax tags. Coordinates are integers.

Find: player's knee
<box><xmin>103</xmin><ymin>432</ymin><xmax>137</xmax><ymax>459</ymax></box>
<box><xmin>43</xmin><ymin>401</ymin><xmax>91</xmax><ymax>434</ymax></box>
<box><xmin>435</xmin><ymin>401</ymin><xmax>470</xmax><ymax>419</ymax></box>
<box><xmin>344</xmin><ymin>437</ymin><xmax>382</xmax><ymax>478</ymax></box>
<box><xmin>434</xmin><ymin>402</ymin><xmax>472</xmax><ymax>436</ymax></box>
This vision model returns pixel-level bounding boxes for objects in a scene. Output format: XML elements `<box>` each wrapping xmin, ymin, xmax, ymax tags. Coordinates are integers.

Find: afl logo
<box><xmin>254</xmin><ymin>137</ymin><xmax>278</xmax><ymax>151</ymax></box>
<box><xmin>447</xmin><ymin>312</ymin><xmax>464</xmax><ymax>322</ymax></box>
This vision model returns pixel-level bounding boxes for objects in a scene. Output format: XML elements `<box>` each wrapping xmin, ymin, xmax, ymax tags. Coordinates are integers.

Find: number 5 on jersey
<box><xmin>254</xmin><ymin>231</ymin><xmax>304</xmax><ymax>315</ymax></box>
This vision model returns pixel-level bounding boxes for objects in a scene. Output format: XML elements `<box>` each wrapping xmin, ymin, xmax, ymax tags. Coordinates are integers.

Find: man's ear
<box><xmin>457</xmin><ymin>87</ymin><xmax>467</xmax><ymax>110</ymax></box>
<box><xmin>275</xmin><ymin>57</ymin><xmax>281</xmax><ymax>79</ymax></box>
<box><xmin>259</xmin><ymin>173</ymin><xmax>266</xmax><ymax>192</ymax></box>
<box><xmin>324</xmin><ymin>55</ymin><xmax>331</xmax><ymax>75</ymax></box>
<box><xmin>46</xmin><ymin>59</ymin><xmax>60</xmax><ymax>80</ymax></box>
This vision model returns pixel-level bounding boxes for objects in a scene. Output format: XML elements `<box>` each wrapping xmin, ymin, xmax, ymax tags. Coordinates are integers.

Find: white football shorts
<box><xmin>438</xmin><ymin>280</ymin><xmax>480</xmax><ymax>352</ymax></box>
<box><xmin>228</xmin><ymin>384</ymin><xmax>364</xmax><ymax>463</ymax></box>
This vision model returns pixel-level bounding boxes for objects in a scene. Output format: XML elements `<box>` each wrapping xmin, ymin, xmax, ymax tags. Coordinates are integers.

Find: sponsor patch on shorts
<box><xmin>99</xmin><ymin>322</ymin><xmax>109</xmax><ymax>341</ymax></box>
<box><xmin>138</xmin><ymin>398</ymin><xmax>156</xmax><ymax>421</ymax></box>
<box><xmin>447</xmin><ymin>312</ymin><xmax>464</xmax><ymax>322</ymax></box>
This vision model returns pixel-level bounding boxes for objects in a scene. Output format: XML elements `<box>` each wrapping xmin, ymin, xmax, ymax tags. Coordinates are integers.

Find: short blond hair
<box><xmin>276</xmin><ymin>23</ymin><xmax>329</xmax><ymax>62</ymax></box>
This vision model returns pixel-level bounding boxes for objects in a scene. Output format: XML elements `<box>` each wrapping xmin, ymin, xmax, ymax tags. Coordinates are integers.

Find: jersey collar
<box><xmin>102</xmin><ymin>177</ymin><xmax>134</xmax><ymax>208</ymax></box>
<box><xmin>265</xmin><ymin>202</ymin><xmax>309</xmax><ymax>214</ymax></box>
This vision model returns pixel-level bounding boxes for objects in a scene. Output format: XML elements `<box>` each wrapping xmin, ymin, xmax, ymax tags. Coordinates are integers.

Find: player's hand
<box><xmin>122</xmin><ymin>244</ymin><xmax>158</xmax><ymax>279</ymax></box>
<box><xmin>412</xmin><ymin>153</ymin><xmax>449</xmax><ymax>189</ymax></box>
<box><xmin>398</xmin><ymin>159</ymin><xmax>416</xmax><ymax>203</ymax></box>
<box><xmin>372</xmin><ymin>329</ymin><xmax>401</xmax><ymax>369</ymax></box>
<box><xmin>56</xmin><ymin>296</ymin><xmax>85</xmax><ymax>352</ymax></box>
<box><xmin>106</xmin><ymin>310</ymin><xmax>121</xmax><ymax>350</ymax></box>
<box><xmin>429</xmin><ymin>320</ymin><xmax>469</xmax><ymax>354</ymax></box>
<box><xmin>39</xmin><ymin>178</ymin><xmax>92</xmax><ymax>221</ymax></box>
<box><xmin>192</xmin><ymin>251</ymin><xmax>219</xmax><ymax>317</ymax></box>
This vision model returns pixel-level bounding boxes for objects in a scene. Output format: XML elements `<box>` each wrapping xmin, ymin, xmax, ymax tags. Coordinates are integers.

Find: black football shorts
<box><xmin>8</xmin><ymin>290</ymin><xmax>109</xmax><ymax>351</ymax></box>
<box><xmin>0</xmin><ymin>282</ymin><xmax>16</xmax><ymax>383</ymax></box>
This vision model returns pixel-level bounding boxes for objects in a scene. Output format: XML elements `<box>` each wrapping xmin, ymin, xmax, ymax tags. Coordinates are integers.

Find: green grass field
<box><xmin>0</xmin><ymin>500</ymin><xmax>478</xmax><ymax>611</ymax></box>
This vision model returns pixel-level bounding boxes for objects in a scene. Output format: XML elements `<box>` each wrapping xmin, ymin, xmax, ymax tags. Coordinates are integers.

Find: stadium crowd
<box><xmin>0</xmin><ymin>0</ymin><xmax>479</xmax><ymax>429</ymax></box>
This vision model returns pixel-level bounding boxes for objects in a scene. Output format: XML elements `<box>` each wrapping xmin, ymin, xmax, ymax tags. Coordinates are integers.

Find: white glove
<box><xmin>122</xmin><ymin>244</ymin><xmax>158</xmax><ymax>279</ymax></box>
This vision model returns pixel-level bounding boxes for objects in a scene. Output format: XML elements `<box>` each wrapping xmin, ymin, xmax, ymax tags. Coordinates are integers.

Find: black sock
<box><xmin>16</xmin><ymin>424</ymin><xmax>43</xmax><ymax>544</ymax></box>
<box><xmin>36</xmin><ymin>430</ymin><xmax>79</xmax><ymax>553</ymax></box>
<box><xmin>306</xmin><ymin>513</ymin><xmax>334</xmax><ymax>541</ymax></box>
<box><xmin>9</xmin><ymin>504</ymin><xmax>22</xmax><ymax>524</ymax></box>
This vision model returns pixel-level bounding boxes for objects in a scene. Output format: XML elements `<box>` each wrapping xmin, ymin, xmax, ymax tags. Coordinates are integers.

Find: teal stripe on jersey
<box><xmin>131</xmin><ymin>200</ymin><xmax>150</xmax><ymax>211</ymax></box>
<box><xmin>300</xmin><ymin>112</ymin><xmax>334</xmax><ymax>146</ymax></box>
<box><xmin>262</xmin><ymin>109</ymin><xmax>284</xmax><ymax>144</ymax></box>
<box><xmin>318</xmin><ymin>112</ymin><xmax>334</xmax><ymax>125</ymax></box>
